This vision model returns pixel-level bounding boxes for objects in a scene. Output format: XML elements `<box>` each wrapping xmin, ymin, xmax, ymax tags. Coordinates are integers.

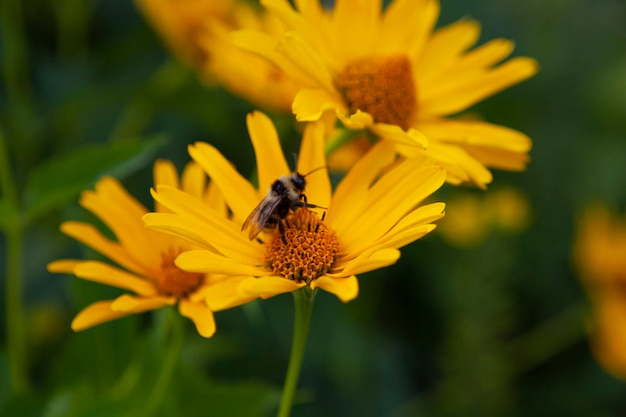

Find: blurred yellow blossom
<box><xmin>136</xmin><ymin>0</ymin><xmax>303</xmax><ymax>111</ymax></box>
<box><xmin>234</xmin><ymin>0</ymin><xmax>538</xmax><ymax>187</ymax></box>
<box><xmin>574</xmin><ymin>205</ymin><xmax>626</xmax><ymax>380</ymax></box>
<box><xmin>438</xmin><ymin>186</ymin><xmax>531</xmax><ymax>247</ymax></box>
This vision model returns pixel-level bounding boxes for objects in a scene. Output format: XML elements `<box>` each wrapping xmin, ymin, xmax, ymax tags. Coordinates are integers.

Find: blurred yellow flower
<box><xmin>144</xmin><ymin>111</ymin><xmax>446</xmax><ymax>304</ymax></box>
<box><xmin>234</xmin><ymin>0</ymin><xmax>538</xmax><ymax>187</ymax></box>
<box><xmin>437</xmin><ymin>186</ymin><xmax>531</xmax><ymax>247</ymax></box>
<box><xmin>574</xmin><ymin>205</ymin><xmax>626</xmax><ymax>380</ymax></box>
<box><xmin>135</xmin><ymin>0</ymin><xmax>234</xmax><ymax>67</ymax></box>
<box><xmin>47</xmin><ymin>160</ymin><xmax>242</xmax><ymax>338</ymax></box>
<box><xmin>136</xmin><ymin>0</ymin><xmax>303</xmax><ymax>111</ymax></box>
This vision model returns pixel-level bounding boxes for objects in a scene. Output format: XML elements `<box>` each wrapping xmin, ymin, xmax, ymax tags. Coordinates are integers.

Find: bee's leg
<box><xmin>315</xmin><ymin>212</ymin><xmax>326</xmax><ymax>232</ymax></box>
<box><xmin>293</xmin><ymin>195</ymin><xmax>327</xmax><ymax>211</ymax></box>
<box><xmin>278</xmin><ymin>220</ymin><xmax>288</xmax><ymax>245</ymax></box>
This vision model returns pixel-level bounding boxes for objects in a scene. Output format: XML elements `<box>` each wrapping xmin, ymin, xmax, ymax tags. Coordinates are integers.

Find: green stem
<box><xmin>324</xmin><ymin>128</ymin><xmax>366</xmax><ymax>156</ymax></box>
<box><xmin>507</xmin><ymin>302</ymin><xmax>586</xmax><ymax>376</ymax></box>
<box><xmin>139</xmin><ymin>307</ymin><xmax>185</xmax><ymax>417</ymax></box>
<box><xmin>1</xmin><ymin>0</ymin><xmax>35</xmax><ymax>144</ymax></box>
<box><xmin>0</xmin><ymin>127</ymin><xmax>29</xmax><ymax>395</ymax></box>
<box><xmin>277</xmin><ymin>287</ymin><xmax>316</xmax><ymax>417</ymax></box>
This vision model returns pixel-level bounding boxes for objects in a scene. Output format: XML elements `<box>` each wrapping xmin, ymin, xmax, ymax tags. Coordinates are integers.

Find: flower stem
<box><xmin>140</xmin><ymin>307</ymin><xmax>185</xmax><ymax>417</ymax></box>
<box><xmin>277</xmin><ymin>287</ymin><xmax>316</xmax><ymax>417</ymax></box>
<box><xmin>324</xmin><ymin>127</ymin><xmax>365</xmax><ymax>156</ymax></box>
<box><xmin>507</xmin><ymin>302</ymin><xmax>586</xmax><ymax>376</ymax></box>
<box><xmin>0</xmin><ymin>126</ymin><xmax>29</xmax><ymax>395</ymax></box>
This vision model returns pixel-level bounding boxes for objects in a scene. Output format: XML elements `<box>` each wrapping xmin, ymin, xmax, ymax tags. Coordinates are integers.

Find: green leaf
<box><xmin>175</xmin><ymin>368</ymin><xmax>280</xmax><ymax>417</ymax></box>
<box><xmin>23</xmin><ymin>136</ymin><xmax>167</xmax><ymax>222</ymax></box>
<box><xmin>0</xmin><ymin>198</ymin><xmax>19</xmax><ymax>231</ymax></box>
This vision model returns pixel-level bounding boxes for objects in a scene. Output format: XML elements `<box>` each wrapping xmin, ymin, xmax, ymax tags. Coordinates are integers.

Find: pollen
<box><xmin>155</xmin><ymin>248</ymin><xmax>204</xmax><ymax>298</ymax></box>
<box><xmin>334</xmin><ymin>55</ymin><xmax>417</xmax><ymax>130</ymax></box>
<box><xmin>265</xmin><ymin>209</ymin><xmax>340</xmax><ymax>284</ymax></box>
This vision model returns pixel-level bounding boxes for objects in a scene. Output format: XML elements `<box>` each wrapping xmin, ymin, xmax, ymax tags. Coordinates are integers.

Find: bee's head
<box><xmin>291</xmin><ymin>172</ymin><xmax>306</xmax><ymax>193</ymax></box>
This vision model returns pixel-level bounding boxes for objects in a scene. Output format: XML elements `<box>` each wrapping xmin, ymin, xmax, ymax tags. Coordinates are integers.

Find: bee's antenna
<box><xmin>292</xmin><ymin>152</ymin><xmax>298</xmax><ymax>171</ymax></box>
<box><xmin>301</xmin><ymin>165</ymin><xmax>327</xmax><ymax>178</ymax></box>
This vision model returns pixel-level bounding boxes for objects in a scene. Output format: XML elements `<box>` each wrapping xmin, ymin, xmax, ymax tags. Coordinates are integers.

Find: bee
<box><xmin>242</xmin><ymin>167</ymin><xmax>325</xmax><ymax>240</ymax></box>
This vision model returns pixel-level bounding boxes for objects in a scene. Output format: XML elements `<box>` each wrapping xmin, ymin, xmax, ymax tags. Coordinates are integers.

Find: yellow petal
<box><xmin>462</xmin><ymin>144</ymin><xmax>531</xmax><ymax>171</ymax></box>
<box><xmin>331</xmin><ymin>0</ymin><xmax>381</xmax><ymax>60</ymax></box>
<box><xmin>332</xmin><ymin>248</ymin><xmax>401</xmax><ymax>276</ymax></box>
<box><xmin>326</xmin><ymin>141</ymin><xmax>395</xmax><ymax>231</ymax></box>
<box><xmin>71</xmin><ymin>300</ymin><xmax>131</xmax><ymax>332</ymax></box>
<box><xmin>247</xmin><ymin>111</ymin><xmax>291</xmax><ymax>193</ymax></box>
<box><xmin>232</xmin><ymin>29</ymin><xmax>314</xmax><ymax>87</ymax></box>
<box><xmin>204</xmin><ymin>277</ymin><xmax>260</xmax><ymax>311</ymax></box>
<box><xmin>111</xmin><ymin>294</ymin><xmax>175</xmax><ymax>311</ymax></box>
<box><xmin>338</xmin><ymin>159</ymin><xmax>445</xmax><ymax>251</ymax></box>
<box><xmin>197</xmin><ymin>5</ymin><xmax>301</xmax><ymax>111</ymax></box>
<box><xmin>428</xmin><ymin>141</ymin><xmax>494</xmax><ymax>187</ymax></box>
<box><xmin>176</xmin><ymin>250</ymin><xmax>271</xmax><ymax>277</ymax></box>
<box><xmin>418</xmin><ymin>119</ymin><xmax>532</xmax><ymax>152</ymax></box>
<box><xmin>291</xmin><ymin>0</ymin><xmax>342</xmax><ymax>68</ymax></box>
<box><xmin>297</xmin><ymin>121</ymin><xmax>331</xmax><ymax>209</ymax></box>
<box><xmin>359</xmin><ymin>224</ymin><xmax>438</xmax><ymax>256</ymax></box>
<box><xmin>417</xmin><ymin>19</ymin><xmax>481</xmax><ymax>79</ymax></box>
<box><xmin>60</xmin><ymin>221</ymin><xmax>150</xmax><ymax>277</ymax></box>
<box><xmin>145</xmin><ymin>188</ymin><xmax>264</xmax><ymax>264</ymax></box>
<box><xmin>239</xmin><ymin>276</ymin><xmax>305</xmax><ymax>299</ymax></box>
<box><xmin>143</xmin><ymin>211</ymin><xmax>219</xmax><ymax>254</ymax></box>
<box><xmin>178</xmin><ymin>299</ymin><xmax>216</xmax><ymax>338</ymax></box>
<box><xmin>73</xmin><ymin>261</ymin><xmax>157</xmax><ymax>296</ymax></box>
<box><xmin>371</xmin><ymin>123</ymin><xmax>429</xmax><ymax>148</ymax></box>
<box><xmin>420</xmin><ymin>57</ymin><xmax>539</xmax><ymax>117</ymax></box>
<box><xmin>262</xmin><ymin>0</ymin><xmax>320</xmax><ymax>52</ymax></box>
<box><xmin>153</xmin><ymin>159</ymin><xmax>179</xmax><ymax>189</ymax></box>
<box><xmin>391</xmin><ymin>202</ymin><xmax>447</xmax><ymax>233</ymax></box>
<box><xmin>149</xmin><ymin>186</ymin><xmax>263</xmax><ymax>262</ymax></box>
<box><xmin>204</xmin><ymin>180</ymin><xmax>228</xmax><ymax>216</ymax></box>
<box><xmin>188</xmin><ymin>142</ymin><xmax>260</xmax><ymax>223</ymax></box>
<box><xmin>293</xmin><ymin>88</ymin><xmax>346</xmax><ymax>122</ymax></box>
<box><xmin>181</xmin><ymin>161</ymin><xmax>209</xmax><ymax>201</ymax></box>
<box><xmin>397</xmin><ymin>141</ymin><xmax>493</xmax><ymax>188</ymax></box>
<box><xmin>276</xmin><ymin>31</ymin><xmax>335</xmax><ymax>92</ymax></box>
<box><xmin>445</xmin><ymin>38</ymin><xmax>515</xmax><ymax>74</ymax></box>
<box><xmin>310</xmin><ymin>275</ymin><xmax>359</xmax><ymax>303</ymax></box>
<box><xmin>79</xmin><ymin>178</ymin><xmax>161</xmax><ymax>268</ymax></box>
<box><xmin>47</xmin><ymin>259</ymin><xmax>81</xmax><ymax>274</ymax></box>
<box><xmin>377</xmin><ymin>0</ymin><xmax>439</xmax><ymax>57</ymax></box>
<box><xmin>589</xmin><ymin>292</ymin><xmax>626</xmax><ymax>379</ymax></box>
<box><xmin>350</xmin><ymin>203</ymin><xmax>445</xmax><ymax>254</ymax></box>
<box><xmin>336</xmin><ymin>109</ymin><xmax>375</xmax><ymax>130</ymax></box>
<box><xmin>153</xmin><ymin>159</ymin><xmax>180</xmax><ymax>213</ymax></box>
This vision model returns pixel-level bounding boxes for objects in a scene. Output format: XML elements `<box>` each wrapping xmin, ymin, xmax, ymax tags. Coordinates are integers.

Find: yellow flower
<box><xmin>135</xmin><ymin>0</ymin><xmax>234</xmax><ymax>67</ymax></box>
<box><xmin>47</xmin><ymin>160</ymin><xmax>238</xmax><ymax>338</ymax></box>
<box><xmin>144</xmin><ymin>111</ymin><xmax>446</xmax><ymax>304</ymax></box>
<box><xmin>574</xmin><ymin>205</ymin><xmax>626</xmax><ymax>379</ymax></box>
<box><xmin>437</xmin><ymin>186</ymin><xmax>531</xmax><ymax>247</ymax></box>
<box><xmin>233</xmin><ymin>0</ymin><xmax>538</xmax><ymax>187</ymax></box>
<box><xmin>136</xmin><ymin>0</ymin><xmax>303</xmax><ymax>112</ymax></box>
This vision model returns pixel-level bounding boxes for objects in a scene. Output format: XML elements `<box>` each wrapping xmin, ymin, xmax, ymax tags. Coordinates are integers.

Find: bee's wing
<box><xmin>242</xmin><ymin>196</ymin><xmax>282</xmax><ymax>240</ymax></box>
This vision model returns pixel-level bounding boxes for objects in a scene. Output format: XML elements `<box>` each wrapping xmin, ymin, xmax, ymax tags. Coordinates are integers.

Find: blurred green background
<box><xmin>2</xmin><ymin>0</ymin><xmax>626</xmax><ymax>416</ymax></box>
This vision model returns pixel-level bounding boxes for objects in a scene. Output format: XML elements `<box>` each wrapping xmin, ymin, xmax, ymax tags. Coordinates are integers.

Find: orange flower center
<box><xmin>265</xmin><ymin>209</ymin><xmax>340</xmax><ymax>284</ymax></box>
<box><xmin>155</xmin><ymin>249</ymin><xmax>204</xmax><ymax>298</ymax></box>
<box><xmin>334</xmin><ymin>55</ymin><xmax>417</xmax><ymax>130</ymax></box>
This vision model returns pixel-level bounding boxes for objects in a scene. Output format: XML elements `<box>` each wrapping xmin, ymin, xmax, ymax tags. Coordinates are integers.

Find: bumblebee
<box><xmin>242</xmin><ymin>170</ymin><xmax>323</xmax><ymax>240</ymax></box>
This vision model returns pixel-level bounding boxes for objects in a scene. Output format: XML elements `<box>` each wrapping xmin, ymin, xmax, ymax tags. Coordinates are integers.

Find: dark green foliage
<box><xmin>2</xmin><ymin>1</ymin><xmax>626</xmax><ymax>416</ymax></box>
